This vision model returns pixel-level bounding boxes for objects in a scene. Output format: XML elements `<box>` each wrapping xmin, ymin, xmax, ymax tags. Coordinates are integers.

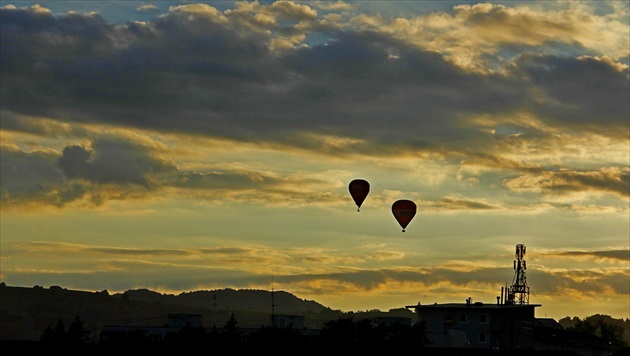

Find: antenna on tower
<box><xmin>505</xmin><ymin>243</ymin><xmax>529</xmax><ymax>305</ymax></box>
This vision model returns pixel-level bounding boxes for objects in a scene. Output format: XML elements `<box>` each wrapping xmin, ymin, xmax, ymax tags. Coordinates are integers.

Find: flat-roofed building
<box><xmin>406</xmin><ymin>298</ymin><xmax>541</xmax><ymax>350</ymax></box>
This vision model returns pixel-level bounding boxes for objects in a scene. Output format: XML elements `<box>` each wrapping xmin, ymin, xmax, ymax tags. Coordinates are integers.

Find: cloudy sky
<box><xmin>1</xmin><ymin>1</ymin><xmax>628</xmax><ymax>321</ymax></box>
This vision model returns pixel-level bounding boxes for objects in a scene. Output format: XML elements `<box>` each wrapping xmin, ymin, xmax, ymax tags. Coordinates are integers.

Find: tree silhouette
<box><xmin>318</xmin><ymin>317</ymin><xmax>356</xmax><ymax>348</ymax></box>
<box><xmin>569</xmin><ymin>316</ymin><xmax>627</xmax><ymax>347</ymax></box>
<box><xmin>40</xmin><ymin>315</ymin><xmax>90</xmax><ymax>344</ymax></box>
<box><xmin>599</xmin><ymin>320</ymin><xmax>626</xmax><ymax>347</ymax></box>
<box><xmin>315</xmin><ymin>317</ymin><xmax>429</xmax><ymax>351</ymax></box>
<box><xmin>40</xmin><ymin>324</ymin><xmax>56</xmax><ymax>343</ymax></box>
<box><xmin>67</xmin><ymin>315</ymin><xmax>91</xmax><ymax>343</ymax></box>
<box><xmin>40</xmin><ymin>318</ymin><xmax>67</xmax><ymax>343</ymax></box>
<box><xmin>220</xmin><ymin>312</ymin><xmax>242</xmax><ymax>346</ymax></box>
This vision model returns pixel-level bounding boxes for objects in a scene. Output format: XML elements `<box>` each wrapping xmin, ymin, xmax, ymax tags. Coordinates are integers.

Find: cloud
<box><xmin>0</xmin><ymin>146</ymin><xmax>68</xmax><ymax>206</ymax></box>
<box><xmin>57</xmin><ymin>138</ymin><xmax>177</xmax><ymax>185</ymax></box>
<box><xmin>513</xmin><ymin>53</ymin><xmax>630</xmax><ymax>130</ymax></box>
<box><xmin>0</xmin><ymin>1</ymin><xmax>626</xmax><ymax>320</ymax></box>
<box><xmin>504</xmin><ymin>167</ymin><xmax>630</xmax><ymax>200</ymax></box>
<box><xmin>8</xmin><ymin>241</ymin><xmax>627</xmax><ymax>297</ymax></box>
<box><xmin>137</xmin><ymin>4</ymin><xmax>158</xmax><ymax>13</ymax></box>
<box><xmin>542</xmin><ymin>248</ymin><xmax>630</xmax><ymax>262</ymax></box>
<box><xmin>1</xmin><ymin>131</ymin><xmax>185</xmax><ymax>208</ymax></box>
<box><xmin>2</xmin><ymin>3</ymin><xmax>627</xmax><ymax>150</ymax></box>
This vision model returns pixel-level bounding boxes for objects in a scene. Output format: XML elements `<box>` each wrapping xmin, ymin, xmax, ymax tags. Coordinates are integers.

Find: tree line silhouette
<box><xmin>38</xmin><ymin>312</ymin><xmax>628</xmax><ymax>354</ymax></box>
<box><xmin>39</xmin><ymin>313</ymin><xmax>428</xmax><ymax>351</ymax></box>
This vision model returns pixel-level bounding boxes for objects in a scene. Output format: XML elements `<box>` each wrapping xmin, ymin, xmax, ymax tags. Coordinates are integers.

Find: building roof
<box><xmin>535</xmin><ymin>318</ymin><xmax>564</xmax><ymax>329</ymax></box>
<box><xmin>405</xmin><ymin>302</ymin><xmax>541</xmax><ymax>311</ymax></box>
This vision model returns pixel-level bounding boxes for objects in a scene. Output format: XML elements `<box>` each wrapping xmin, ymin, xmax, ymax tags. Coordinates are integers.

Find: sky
<box><xmin>0</xmin><ymin>1</ymin><xmax>628</xmax><ymax>322</ymax></box>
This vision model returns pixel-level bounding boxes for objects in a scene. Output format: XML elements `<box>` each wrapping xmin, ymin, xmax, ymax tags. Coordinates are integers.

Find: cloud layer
<box><xmin>1</xmin><ymin>1</ymin><xmax>628</xmax><ymax>320</ymax></box>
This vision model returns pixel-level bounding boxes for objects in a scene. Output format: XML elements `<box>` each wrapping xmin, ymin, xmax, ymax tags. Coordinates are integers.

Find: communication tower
<box><xmin>504</xmin><ymin>244</ymin><xmax>529</xmax><ymax>305</ymax></box>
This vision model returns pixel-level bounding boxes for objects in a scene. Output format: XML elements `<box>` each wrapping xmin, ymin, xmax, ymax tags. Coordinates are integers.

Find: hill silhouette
<box><xmin>3</xmin><ymin>282</ymin><xmax>627</xmax><ymax>347</ymax></box>
<box><xmin>0</xmin><ymin>283</ymin><xmax>413</xmax><ymax>342</ymax></box>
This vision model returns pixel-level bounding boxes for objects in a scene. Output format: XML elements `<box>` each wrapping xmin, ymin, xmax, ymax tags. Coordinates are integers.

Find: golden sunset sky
<box><xmin>1</xmin><ymin>1</ymin><xmax>628</xmax><ymax>321</ymax></box>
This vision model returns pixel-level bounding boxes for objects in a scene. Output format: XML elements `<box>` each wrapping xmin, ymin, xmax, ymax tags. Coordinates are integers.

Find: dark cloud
<box><xmin>553</xmin><ymin>249</ymin><xmax>630</xmax><ymax>262</ymax></box>
<box><xmin>514</xmin><ymin>53</ymin><xmax>630</xmax><ymax>133</ymax></box>
<box><xmin>0</xmin><ymin>3</ymin><xmax>627</xmax><ymax>210</ymax></box>
<box><xmin>3</xmin><ymin>5</ymin><xmax>625</xmax><ymax>151</ymax></box>
<box><xmin>428</xmin><ymin>197</ymin><xmax>500</xmax><ymax>210</ymax></box>
<box><xmin>176</xmin><ymin>170</ymin><xmax>283</xmax><ymax>190</ymax></box>
<box><xmin>57</xmin><ymin>138</ymin><xmax>177</xmax><ymax>186</ymax></box>
<box><xmin>1</xmin><ymin>131</ymin><xmax>343</xmax><ymax>207</ymax></box>
<box><xmin>274</xmin><ymin>265</ymin><xmax>628</xmax><ymax>300</ymax></box>
<box><xmin>527</xmin><ymin>268</ymin><xmax>630</xmax><ymax>297</ymax></box>
<box><xmin>600</xmin><ymin>273</ymin><xmax>630</xmax><ymax>295</ymax></box>
<box><xmin>275</xmin><ymin>267</ymin><xmax>507</xmax><ymax>292</ymax></box>
<box><xmin>0</xmin><ymin>147</ymin><xmax>74</xmax><ymax>206</ymax></box>
<box><xmin>504</xmin><ymin>168</ymin><xmax>630</xmax><ymax>199</ymax></box>
<box><xmin>1</xmin><ymin>135</ymin><xmax>181</xmax><ymax>207</ymax></box>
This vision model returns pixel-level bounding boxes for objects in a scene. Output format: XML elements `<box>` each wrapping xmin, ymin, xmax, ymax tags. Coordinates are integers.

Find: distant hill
<box><xmin>0</xmin><ymin>283</ymin><xmax>414</xmax><ymax>342</ymax></box>
<box><xmin>123</xmin><ymin>287</ymin><xmax>328</xmax><ymax>314</ymax></box>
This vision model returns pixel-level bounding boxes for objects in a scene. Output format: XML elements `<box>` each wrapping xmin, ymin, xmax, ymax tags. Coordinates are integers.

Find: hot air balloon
<box><xmin>348</xmin><ymin>179</ymin><xmax>370</xmax><ymax>211</ymax></box>
<box><xmin>391</xmin><ymin>199</ymin><xmax>416</xmax><ymax>232</ymax></box>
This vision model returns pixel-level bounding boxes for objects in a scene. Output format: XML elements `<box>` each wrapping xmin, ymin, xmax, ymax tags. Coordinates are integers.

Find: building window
<box><xmin>521</xmin><ymin>321</ymin><xmax>532</xmax><ymax>330</ymax></box>
<box><xmin>445</xmin><ymin>314</ymin><xmax>453</xmax><ymax>329</ymax></box>
<box><xmin>459</xmin><ymin>313</ymin><xmax>468</xmax><ymax>323</ymax></box>
<box><xmin>479</xmin><ymin>333</ymin><xmax>487</xmax><ymax>343</ymax></box>
<box><xmin>479</xmin><ymin>314</ymin><xmax>488</xmax><ymax>323</ymax></box>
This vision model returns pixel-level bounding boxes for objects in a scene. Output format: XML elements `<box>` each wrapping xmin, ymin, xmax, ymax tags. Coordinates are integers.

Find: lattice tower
<box><xmin>506</xmin><ymin>244</ymin><xmax>529</xmax><ymax>305</ymax></box>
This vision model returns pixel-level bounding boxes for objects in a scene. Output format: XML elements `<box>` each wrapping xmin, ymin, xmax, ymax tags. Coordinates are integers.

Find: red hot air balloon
<box><xmin>391</xmin><ymin>199</ymin><xmax>416</xmax><ymax>232</ymax></box>
<box><xmin>348</xmin><ymin>179</ymin><xmax>370</xmax><ymax>212</ymax></box>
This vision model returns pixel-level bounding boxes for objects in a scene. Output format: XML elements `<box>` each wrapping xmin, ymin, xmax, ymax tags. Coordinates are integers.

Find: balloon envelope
<box><xmin>348</xmin><ymin>179</ymin><xmax>370</xmax><ymax>211</ymax></box>
<box><xmin>391</xmin><ymin>199</ymin><xmax>416</xmax><ymax>232</ymax></box>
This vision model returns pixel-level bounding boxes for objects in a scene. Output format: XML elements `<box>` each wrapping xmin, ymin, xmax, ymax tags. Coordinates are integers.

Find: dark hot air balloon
<box><xmin>348</xmin><ymin>179</ymin><xmax>370</xmax><ymax>212</ymax></box>
<box><xmin>391</xmin><ymin>199</ymin><xmax>416</xmax><ymax>232</ymax></box>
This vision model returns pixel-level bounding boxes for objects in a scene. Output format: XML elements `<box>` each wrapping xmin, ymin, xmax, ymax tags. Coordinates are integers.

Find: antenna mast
<box><xmin>505</xmin><ymin>244</ymin><xmax>529</xmax><ymax>305</ymax></box>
